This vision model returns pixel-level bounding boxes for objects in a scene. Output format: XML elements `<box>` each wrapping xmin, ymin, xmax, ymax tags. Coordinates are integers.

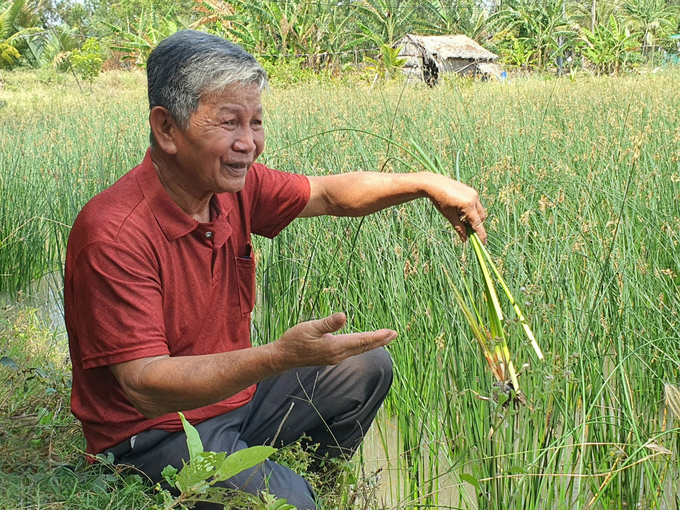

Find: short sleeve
<box><xmin>248</xmin><ymin>164</ymin><xmax>310</xmax><ymax>238</ymax></box>
<box><xmin>72</xmin><ymin>242</ymin><xmax>169</xmax><ymax>370</ymax></box>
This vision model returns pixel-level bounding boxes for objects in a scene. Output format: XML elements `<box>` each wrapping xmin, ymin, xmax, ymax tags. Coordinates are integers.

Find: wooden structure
<box><xmin>395</xmin><ymin>34</ymin><xmax>502</xmax><ymax>85</ymax></box>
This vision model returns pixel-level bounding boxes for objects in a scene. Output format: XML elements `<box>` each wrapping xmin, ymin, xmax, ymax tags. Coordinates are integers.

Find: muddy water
<box><xmin>359</xmin><ymin>414</ymin><xmax>680</xmax><ymax>509</ymax></box>
<box><xmin>0</xmin><ymin>274</ymin><xmax>65</xmax><ymax>331</ymax></box>
<box><xmin>359</xmin><ymin>414</ymin><xmax>477</xmax><ymax>508</ymax></box>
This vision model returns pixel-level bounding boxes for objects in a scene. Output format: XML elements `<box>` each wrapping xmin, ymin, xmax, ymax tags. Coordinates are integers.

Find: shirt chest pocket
<box><xmin>234</xmin><ymin>256</ymin><xmax>256</xmax><ymax>316</ymax></box>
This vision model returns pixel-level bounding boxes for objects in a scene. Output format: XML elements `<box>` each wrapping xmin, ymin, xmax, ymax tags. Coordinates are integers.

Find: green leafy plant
<box><xmin>102</xmin><ymin>8</ymin><xmax>186</xmax><ymax>67</ymax></box>
<box><xmin>415</xmin><ymin>0</ymin><xmax>489</xmax><ymax>40</ymax></box>
<box><xmin>579</xmin><ymin>14</ymin><xmax>641</xmax><ymax>74</ymax></box>
<box><xmin>70</xmin><ymin>37</ymin><xmax>104</xmax><ymax>83</ymax></box>
<box><xmin>623</xmin><ymin>0</ymin><xmax>678</xmax><ymax>56</ymax></box>
<box><xmin>363</xmin><ymin>43</ymin><xmax>406</xmax><ymax>80</ymax></box>
<box><xmin>25</xmin><ymin>24</ymin><xmax>79</xmax><ymax>71</ymax></box>
<box><xmin>490</xmin><ymin>0</ymin><xmax>572</xmax><ymax>69</ymax></box>
<box><xmin>352</xmin><ymin>0</ymin><xmax>416</xmax><ymax>47</ymax></box>
<box><xmin>0</xmin><ymin>0</ymin><xmax>42</xmax><ymax>68</ymax></box>
<box><xmin>499</xmin><ymin>36</ymin><xmax>537</xmax><ymax>68</ymax></box>
<box><xmin>158</xmin><ymin>412</ymin><xmax>294</xmax><ymax>510</ymax></box>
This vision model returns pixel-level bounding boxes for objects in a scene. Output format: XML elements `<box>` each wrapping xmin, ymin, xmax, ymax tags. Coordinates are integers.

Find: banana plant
<box><xmin>352</xmin><ymin>0</ymin><xmax>417</xmax><ymax>46</ymax></box>
<box><xmin>579</xmin><ymin>14</ymin><xmax>641</xmax><ymax>74</ymax></box>
<box><xmin>363</xmin><ymin>43</ymin><xmax>407</xmax><ymax>79</ymax></box>
<box><xmin>103</xmin><ymin>7</ymin><xmax>187</xmax><ymax>66</ymax></box>
<box><xmin>623</xmin><ymin>0</ymin><xmax>678</xmax><ymax>56</ymax></box>
<box><xmin>490</xmin><ymin>0</ymin><xmax>572</xmax><ymax>68</ymax></box>
<box><xmin>0</xmin><ymin>0</ymin><xmax>42</xmax><ymax>68</ymax></box>
<box><xmin>415</xmin><ymin>0</ymin><xmax>490</xmax><ymax>41</ymax></box>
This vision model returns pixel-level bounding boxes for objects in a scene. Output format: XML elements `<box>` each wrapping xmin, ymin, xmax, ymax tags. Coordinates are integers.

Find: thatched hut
<box><xmin>395</xmin><ymin>34</ymin><xmax>502</xmax><ymax>85</ymax></box>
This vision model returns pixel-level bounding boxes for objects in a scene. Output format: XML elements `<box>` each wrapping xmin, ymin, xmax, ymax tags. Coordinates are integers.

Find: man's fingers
<box><xmin>333</xmin><ymin>329</ymin><xmax>397</xmax><ymax>359</ymax></box>
<box><xmin>458</xmin><ymin>205</ymin><xmax>487</xmax><ymax>245</ymax></box>
<box><xmin>476</xmin><ymin>201</ymin><xmax>487</xmax><ymax>222</ymax></box>
<box><xmin>449</xmin><ymin>213</ymin><xmax>468</xmax><ymax>243</ymax></box>
<box><xmin>470</xmin><ymin>216</ymin><xmax>487</xmax><ymax>245</ymax></box>
<box><xmin>312</xmin><ymin>312</ymin><xmax>347</xmax><ymax>336</ymax></box>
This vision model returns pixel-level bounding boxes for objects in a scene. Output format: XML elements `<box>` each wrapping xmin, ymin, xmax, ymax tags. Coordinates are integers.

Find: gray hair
<box><xmin>147</xmin><ymin>30</ymin><xmax>267</xmax><ymax>144</ymax></box>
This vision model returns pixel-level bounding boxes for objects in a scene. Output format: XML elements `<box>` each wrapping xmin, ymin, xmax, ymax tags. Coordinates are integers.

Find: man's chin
<box><xmin>216</xmin><ymin>176</ymin><xmax>247</xmax><ymax>194</ymax></box>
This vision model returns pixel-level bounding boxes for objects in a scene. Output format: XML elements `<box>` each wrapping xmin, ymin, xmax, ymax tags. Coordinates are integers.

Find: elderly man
<box><xmin>65</xmin><ymin>30</ymin><xmax>486</xmax><ymax>509</ymax></box>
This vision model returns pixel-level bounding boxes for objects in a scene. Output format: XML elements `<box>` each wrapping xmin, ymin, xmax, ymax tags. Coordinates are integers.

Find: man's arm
<box><xmin>299</xmin><ymin>172</ymin><xmax>487</xmax><ymax>244</ymax></box>
<box><xmin>110</xmin><ymin>313</ymin><xmax>396</xmax><ymax>419</ymax></box>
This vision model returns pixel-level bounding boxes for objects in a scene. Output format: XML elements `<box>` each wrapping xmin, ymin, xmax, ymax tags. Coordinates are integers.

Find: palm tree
<box><xmin>623</xmin><ymin>0</ymin><xmax>678</xmax><ymax>56</ymax></box>
<box><xmin>491</xmin><ymin>0</ymin><xmax>572</xmax><ymax>68</ymax></box>
<box><xmin>0</xmin><ymin>0</ymin><xmax>42</xmax><ymax>68</ymax></box>
<box><xmin>416</xmin><ymin>0</ymin><xmax>490</xmax><ymax>41</ymax></box>
<box><xmin>25</xmin><ymin>23</ymin><xmax>78</xmax><ymax>69</ymax></box>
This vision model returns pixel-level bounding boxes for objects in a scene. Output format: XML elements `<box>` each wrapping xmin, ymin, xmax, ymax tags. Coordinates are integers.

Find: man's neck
<box><xmin>151</xmin><ymin>149</ymin><xmax>212</xmax><ymax>223</ymax></box>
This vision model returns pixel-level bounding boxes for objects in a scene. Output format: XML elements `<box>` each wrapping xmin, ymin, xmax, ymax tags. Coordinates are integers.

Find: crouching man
<box><xmin>65</xmin><ymin>30</ymin><xmax>486</xmax><ymax>509</ymax></box>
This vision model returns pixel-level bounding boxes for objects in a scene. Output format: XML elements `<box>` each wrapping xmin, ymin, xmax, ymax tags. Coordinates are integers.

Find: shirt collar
<box><xmin>135</xmin><ymin>149</ymin><xmax>233</xmax><ymax>242</ymax></box>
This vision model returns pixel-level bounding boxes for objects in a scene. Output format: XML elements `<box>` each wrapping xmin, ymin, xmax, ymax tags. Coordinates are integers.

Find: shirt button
<box><xmin>205</xmin><ymin>231</ymin><xmax>213</xmax><ymax>239</ymax></box>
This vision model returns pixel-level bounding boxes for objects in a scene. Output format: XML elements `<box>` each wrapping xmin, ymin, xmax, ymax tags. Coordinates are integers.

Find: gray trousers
<box><xmin>107</xmin><ymin>347</ymin><xmax>393</xmax><ymax>509</ymax></box>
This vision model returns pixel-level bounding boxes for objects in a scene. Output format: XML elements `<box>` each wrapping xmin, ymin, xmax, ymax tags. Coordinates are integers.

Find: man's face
<box><xmin>173</xmin><ymin>83</ymin><xmax>264</xmax><ymax>195</ymax></box>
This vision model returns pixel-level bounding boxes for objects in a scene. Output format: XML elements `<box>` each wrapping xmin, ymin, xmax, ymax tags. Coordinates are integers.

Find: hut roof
<box><xmin>396</xmin><ymin>34</ymin><xmax>498</xmax><ymax>62</ymax></box>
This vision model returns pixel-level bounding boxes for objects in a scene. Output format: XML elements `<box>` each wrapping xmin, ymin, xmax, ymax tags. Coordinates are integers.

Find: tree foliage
<box><xmin>1</xmin><ymin>0</ymin><xmax>679</xmax><ymax>75</ymax></box>
<box><xmin>0</xmin><ymin>0</ymin><xmax>42</xmax><ymax>67</ymax></box>
<box><xmin>70</xmin><ymin>35</ymin><xmax>102</xmax><ymax>81</ymax></box>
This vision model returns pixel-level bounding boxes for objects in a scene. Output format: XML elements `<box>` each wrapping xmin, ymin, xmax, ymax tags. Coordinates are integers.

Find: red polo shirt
<box><xmin>64</xmin><ymin>150</ymin><xmax>310</xmax><ymax>454</ymax></box>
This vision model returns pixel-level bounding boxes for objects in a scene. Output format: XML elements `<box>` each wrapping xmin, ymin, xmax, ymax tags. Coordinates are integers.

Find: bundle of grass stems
<box><xmin>406</xmin><ymin>140</ymin><xmax>545</xmax><ymax>405</ymax></box>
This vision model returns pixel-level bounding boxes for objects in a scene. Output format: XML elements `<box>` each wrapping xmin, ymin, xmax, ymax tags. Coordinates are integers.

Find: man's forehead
<box><xmin>216</xmin><ymin>103</ymin><xmax>262</xmax><ymax>113</ymax></box>
<box><xmin>201</xmin><ymin>85</ymin><xmax>262</xmax><ymax>109</ymax></box>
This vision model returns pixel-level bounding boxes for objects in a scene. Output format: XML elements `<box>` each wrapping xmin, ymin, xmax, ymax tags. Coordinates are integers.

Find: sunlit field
<box><xmin>2</xmin><ymin>69</ymin><xmax>680</xmax><ymax>509</ymax></box>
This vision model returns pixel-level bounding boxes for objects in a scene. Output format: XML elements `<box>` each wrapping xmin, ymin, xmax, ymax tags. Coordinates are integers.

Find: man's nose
<box><xmin>233</xmin><ymin>128</ymin><xmax>256</xmax><ymax>152</ymax></box>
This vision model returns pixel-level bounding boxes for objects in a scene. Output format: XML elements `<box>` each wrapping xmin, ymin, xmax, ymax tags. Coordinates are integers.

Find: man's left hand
<box><xmin>423</xmin><ymin>174</ymin><xmax>487</xmax><ymax>244</ymax></box>
<box><xmin>301</xmin><ymin>171</ymin><xmax>487</xmax><ymax>244</ymax></box>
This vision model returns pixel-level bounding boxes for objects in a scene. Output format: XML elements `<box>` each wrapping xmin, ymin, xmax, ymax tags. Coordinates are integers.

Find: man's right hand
<box><xmin>109</xmin><ymin>313</ymin><xmax>396</xmax><ymax>419</ymax></box>
<box><xmin>269</xmin><ymin>313</ymin><xmax>397</xmax><ymax>370</ymax></box>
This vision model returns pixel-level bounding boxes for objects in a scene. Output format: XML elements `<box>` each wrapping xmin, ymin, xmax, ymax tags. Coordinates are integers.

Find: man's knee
<box><xmin>341</xmin><ymin>347</ymin><xmax>393</xmax><ymax>399</ymax></box>
<box><xmin>366</xmin><ymin>346</ymin><xmax>393</xmax><ymax>389</ymax></box>
<box><xmin>246</xmin><ymin>459</ymin><xmax>317</xmax><ymax>510</ymax></box>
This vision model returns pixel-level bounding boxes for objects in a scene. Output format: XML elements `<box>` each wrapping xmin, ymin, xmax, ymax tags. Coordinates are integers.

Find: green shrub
<box><xmin>70</xmin><ymin>37</ymin><xmax>104</xmax><ymax>83</ymax></box>
<box><xmin>260</xmin><ymin>57</ymin><xmax>324</xmax><ymax>87</ymax></box>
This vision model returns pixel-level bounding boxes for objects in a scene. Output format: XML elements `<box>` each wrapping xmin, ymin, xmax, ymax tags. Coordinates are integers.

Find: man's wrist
<box><xmin>410</xmin><ymin>171</ymin><xmax>444</xmax><ymax>202</ymax></box>
<box><xmin>260</xmin><ymin>342</ymin><xmax>286</xmax><ymax>375</ymax></box>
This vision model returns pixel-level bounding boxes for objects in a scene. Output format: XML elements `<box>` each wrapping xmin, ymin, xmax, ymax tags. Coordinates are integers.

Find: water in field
<box><xmin>0</xmin><ymin>275</ymin><xmax>65</xmax><ymax>332</ymax></box>
<box><xmin>360</xmin><ymin>413</ymin><xmax>680</xmax><ymax>509</ymax></box>
<box><xmin>360</xmin><ymin>415</ymin><xmax>474</xmax><ymax>508</ymax></box>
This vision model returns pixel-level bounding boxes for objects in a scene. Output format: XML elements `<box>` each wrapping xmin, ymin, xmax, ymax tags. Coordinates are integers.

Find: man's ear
<box><xmin>149</xmin><ymin>106</ymin><xmax>180</xmax><ymax>155</ymax></box>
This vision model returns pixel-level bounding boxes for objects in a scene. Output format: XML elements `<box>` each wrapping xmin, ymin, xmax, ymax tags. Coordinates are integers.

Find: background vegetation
<box><xmin>1</xmin><ymin>0</ymin><xmax>680</xmax><ymax>82</ymax></box>
<box><xmin>2</xmin><ymin>66</ymin><xmax>680</xmax><ymax>508</ymax></box>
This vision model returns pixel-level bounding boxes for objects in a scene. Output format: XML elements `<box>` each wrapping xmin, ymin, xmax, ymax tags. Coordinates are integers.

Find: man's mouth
<box><xmin>224</xmin><ymin>162</ymin><xmax>251</xmax><ymax>175</ymax></box>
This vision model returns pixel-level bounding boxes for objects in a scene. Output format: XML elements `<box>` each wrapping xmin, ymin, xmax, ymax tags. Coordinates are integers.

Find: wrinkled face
<box><xmin>173</xmin><ymin>83</ymin><xmax>264</xmax><ymax>195</ymax></box>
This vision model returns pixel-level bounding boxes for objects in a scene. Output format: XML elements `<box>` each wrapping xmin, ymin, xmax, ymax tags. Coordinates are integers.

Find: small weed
<box><xmin>0</xmin><ymin>307</ymin><xmax>157</xmax><ymax>509</ymax></box>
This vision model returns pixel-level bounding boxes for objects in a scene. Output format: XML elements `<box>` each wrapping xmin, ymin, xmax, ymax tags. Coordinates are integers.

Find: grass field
<box><xmin>2</xmin><ymin>68</ymin><xmax>680</xmax><ymax>509</ymax></box>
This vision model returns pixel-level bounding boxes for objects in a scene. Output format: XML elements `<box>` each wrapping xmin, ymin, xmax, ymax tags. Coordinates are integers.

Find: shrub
<box><xmin>70</xmin><ymin>37</ymin><xmax>104</xmax><ymax>83</ymax></box>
